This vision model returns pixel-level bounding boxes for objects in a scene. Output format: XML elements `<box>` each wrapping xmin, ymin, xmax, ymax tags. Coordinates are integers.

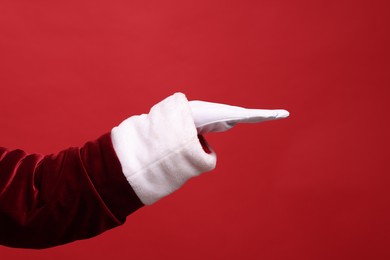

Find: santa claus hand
<box><xmin>189</xmin><ymin>100</ymin><xmax>289</xmax><ymax>134</ymax></box>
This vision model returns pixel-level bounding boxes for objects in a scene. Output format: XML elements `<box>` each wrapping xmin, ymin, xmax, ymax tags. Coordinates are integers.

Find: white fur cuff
<box><xmin>110</xmin><ymin>93</ymin><xmax>217</xmax><ymax>205</ymax></box>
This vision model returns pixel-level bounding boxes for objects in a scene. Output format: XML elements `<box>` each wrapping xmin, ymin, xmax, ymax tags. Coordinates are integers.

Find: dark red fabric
<box><xmin>0</xmin><ymin>133</ymin><xmax>143</xmax><ymax>249</ymax></box>
<box><xmin>198</xmin><ymin>135</ymin><xmax>212</xmax><ymax>154</ymax></box>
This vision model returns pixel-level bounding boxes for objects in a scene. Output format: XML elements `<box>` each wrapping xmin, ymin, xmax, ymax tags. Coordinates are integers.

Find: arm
<box><xmin>0</xmin><ymin>92</ymin><xmax>288</xmax><ymax>249</ymax></box>
<box><xmin>0</xmin><ymin>93</ymin><xmax>216</xmax><ymax>249</ymax></box>
<box><xmin>0</xmin><ymin>133</ymin><xmax>143</xmax><ymax>248</ymax></box>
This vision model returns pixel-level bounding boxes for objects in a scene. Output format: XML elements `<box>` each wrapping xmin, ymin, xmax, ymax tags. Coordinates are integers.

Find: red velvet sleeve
<box><xmin>0</xmin><ymin>133</ymin><xmax>144</xmax><ymax>249</ymax></box>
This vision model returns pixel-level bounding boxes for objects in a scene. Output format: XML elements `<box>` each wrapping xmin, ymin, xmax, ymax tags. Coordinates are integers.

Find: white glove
<box><xmin>189</xmin><ymin>100</ymin><xmax>289</xmax><ymax>134</ymax></box>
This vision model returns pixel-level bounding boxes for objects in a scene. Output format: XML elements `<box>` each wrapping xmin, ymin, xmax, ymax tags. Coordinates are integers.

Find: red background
<box><xmin>1</xmin><ymin>0</ymin><xmax>389</xmax><ymax>259</ymax></box>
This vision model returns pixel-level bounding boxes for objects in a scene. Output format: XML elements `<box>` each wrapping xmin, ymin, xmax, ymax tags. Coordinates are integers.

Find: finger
<box><xmin>190</xmin><ymin>100</ymin><xmax>289</xmax><ymax>123</ymax></box>
<box><xmin>189</xmin><ymin>100</ymin><xmax>290</xmax><ymax>134</ymax></box>
<box><xmin>239</xmin><ymin>108</ymin><xmax>290</xmax><ymax>123</ymax></box>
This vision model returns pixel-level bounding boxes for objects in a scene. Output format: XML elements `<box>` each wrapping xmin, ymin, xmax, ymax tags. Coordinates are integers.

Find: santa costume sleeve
<box><xmin>0</xmin><ymin>93</ymin><xmax>216</xmax><ymax>249</ymax></box>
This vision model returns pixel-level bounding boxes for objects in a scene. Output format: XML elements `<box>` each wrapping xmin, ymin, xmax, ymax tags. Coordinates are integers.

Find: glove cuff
<box><xmin>111</xmin><ymin>93</ymin><xmax>217</xmax><ymax>205</ymax></box>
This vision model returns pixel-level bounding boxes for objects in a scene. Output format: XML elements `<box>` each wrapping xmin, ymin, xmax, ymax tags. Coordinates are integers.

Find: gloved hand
<box><xmin>189</xmin><ymin>100</ymin><xmax>289</xmax><ymax>134</ymax></box>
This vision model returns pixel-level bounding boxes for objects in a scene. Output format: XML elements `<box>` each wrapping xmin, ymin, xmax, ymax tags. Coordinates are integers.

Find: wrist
<box><xmin>111</xmin><ymin>93</ymin><xmax>217</xmax><ymax>205</ymax></box>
